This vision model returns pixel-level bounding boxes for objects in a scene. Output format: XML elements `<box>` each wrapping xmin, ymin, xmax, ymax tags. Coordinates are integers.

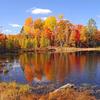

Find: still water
<box><xmin>0</xmin><ymin>51</ymin><xmax>100</xmax><ymax>86</ymax></box>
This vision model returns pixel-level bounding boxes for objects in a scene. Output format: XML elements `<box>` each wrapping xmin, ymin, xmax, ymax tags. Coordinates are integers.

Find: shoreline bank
<box><xmin>0</xmin><ymin>47</ymin><xmax>100</xmax><ymax>54</ymax></box>
<box><xmin>0</xmin><ymin>82</ymin><xmax>99</xmax><ymax>100</ymax></box>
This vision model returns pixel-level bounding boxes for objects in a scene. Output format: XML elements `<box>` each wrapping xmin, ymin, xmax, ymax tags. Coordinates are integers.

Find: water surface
<box><xmin>0</xmin><ymin>51</ymin><xmax>100</xmax><ymax>87</ymax></box>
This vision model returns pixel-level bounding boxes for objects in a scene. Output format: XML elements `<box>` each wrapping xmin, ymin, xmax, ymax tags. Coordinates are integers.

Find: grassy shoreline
<box><xmin>0</xmin><ymin>47</ymin><xmax>100</xmax><ymax>54</ymax></box>
<box><xmin>53</xmin><ymin>47</ymin><xmax>100</xmax><ymax>52</ymax></box>
<box><xmin>0</xmin><ymin>82</ymin><xmax>97</xmax><ymax>100</ymax></box>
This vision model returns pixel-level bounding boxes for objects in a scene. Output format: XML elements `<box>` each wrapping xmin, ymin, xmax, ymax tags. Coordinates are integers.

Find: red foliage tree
<box><xmin>75</xmin><ymin>29</ymin><xmax>80</xmax><ymax>42</ymax></box>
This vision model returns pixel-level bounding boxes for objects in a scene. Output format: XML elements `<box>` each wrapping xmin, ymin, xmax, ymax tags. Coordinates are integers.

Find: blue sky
<box><xmin>0</xmin><ymin>0</ymin><xmax>100</xmax><ymax>34</ymax></box>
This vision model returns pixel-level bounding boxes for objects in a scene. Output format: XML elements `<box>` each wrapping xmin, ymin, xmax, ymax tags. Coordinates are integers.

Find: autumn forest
<box><xmin>0</xmin><ymin>16</ymin><xmax>100</xmax><ymax>53</ymax></box>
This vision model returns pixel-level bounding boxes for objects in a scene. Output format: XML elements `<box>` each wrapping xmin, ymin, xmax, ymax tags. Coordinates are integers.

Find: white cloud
<box><xmin>3</xmin><ymin>29</ymin><xmax>11</xmax><ymax>33</ymax></box>
<box><xmin>9</xmin><ymin>24</ymin><xmax>21</xmax><ymax>28</ymax></box>
<box><xmin>27</xmin><ymin>8</ymin><xmax>52</xmax><ymax>14</ymax></box>
<box><xmin>96</xmin><ymin>15</ymin><xmax>100</xmax><ymax>18</ymax></box>
<box><xmin>3</xmin><ymin>29</ymin><xmax>12</xmax><ymax>34</ymax></box>
<box><xmin>41</xmin><ymin>17</ymin><xmax>47</xmax><ymax>20</ymax></box>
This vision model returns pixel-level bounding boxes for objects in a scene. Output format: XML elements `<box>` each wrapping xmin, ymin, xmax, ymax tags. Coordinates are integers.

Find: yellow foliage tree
<box><xmin>24</xmin><ymin>17</ymin><xmax>33</xmax><ymax>26</ymax></box>
<box><xmin>24</xmin><ymin>17</ymin><xmax>33</xmax><ymax>34</ymax></box>
<box><xmin>44</xmin><ymin>16</ymin><xmax>56</xmax><ymax>31</ymax></box>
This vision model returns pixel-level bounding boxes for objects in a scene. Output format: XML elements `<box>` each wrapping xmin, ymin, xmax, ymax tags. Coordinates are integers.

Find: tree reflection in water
<box><xmin>0</xmin><ymin>52</ymin><xmax>99</xmax><ymax>85</ymax></box>
<box><xmin>19</xmin><ymin>52</ymin><xmax>100</xmax><ymax>84</ymax></box>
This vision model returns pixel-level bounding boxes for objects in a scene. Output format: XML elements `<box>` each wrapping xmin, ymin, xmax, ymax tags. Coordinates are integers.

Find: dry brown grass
<box><xmin>47</xmin><ymin>88</ymin><xmax>96</xmax><ymax>100</ymax></box>
<box><xmin>0</xmin><ymin>82</ymin><xmax>96</xmax><ymax>100</ymax></box>
<box><xmin>54</xmin><ymin>47</ymin><xmax>100</xmax><ymax>53</ymax></box>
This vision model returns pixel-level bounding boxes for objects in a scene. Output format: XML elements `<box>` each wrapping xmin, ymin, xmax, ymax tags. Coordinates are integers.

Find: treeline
<box><xmin>0</xmin><ymin>16</ymin><xmax>100</xmax><ymax>52</ymax></box>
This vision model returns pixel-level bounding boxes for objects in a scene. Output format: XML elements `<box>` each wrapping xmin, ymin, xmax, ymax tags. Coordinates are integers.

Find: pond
<box><xmin>0</xmin><ymin>51</ymin><xmax>100</xmax><ymax>87</ymax></box>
